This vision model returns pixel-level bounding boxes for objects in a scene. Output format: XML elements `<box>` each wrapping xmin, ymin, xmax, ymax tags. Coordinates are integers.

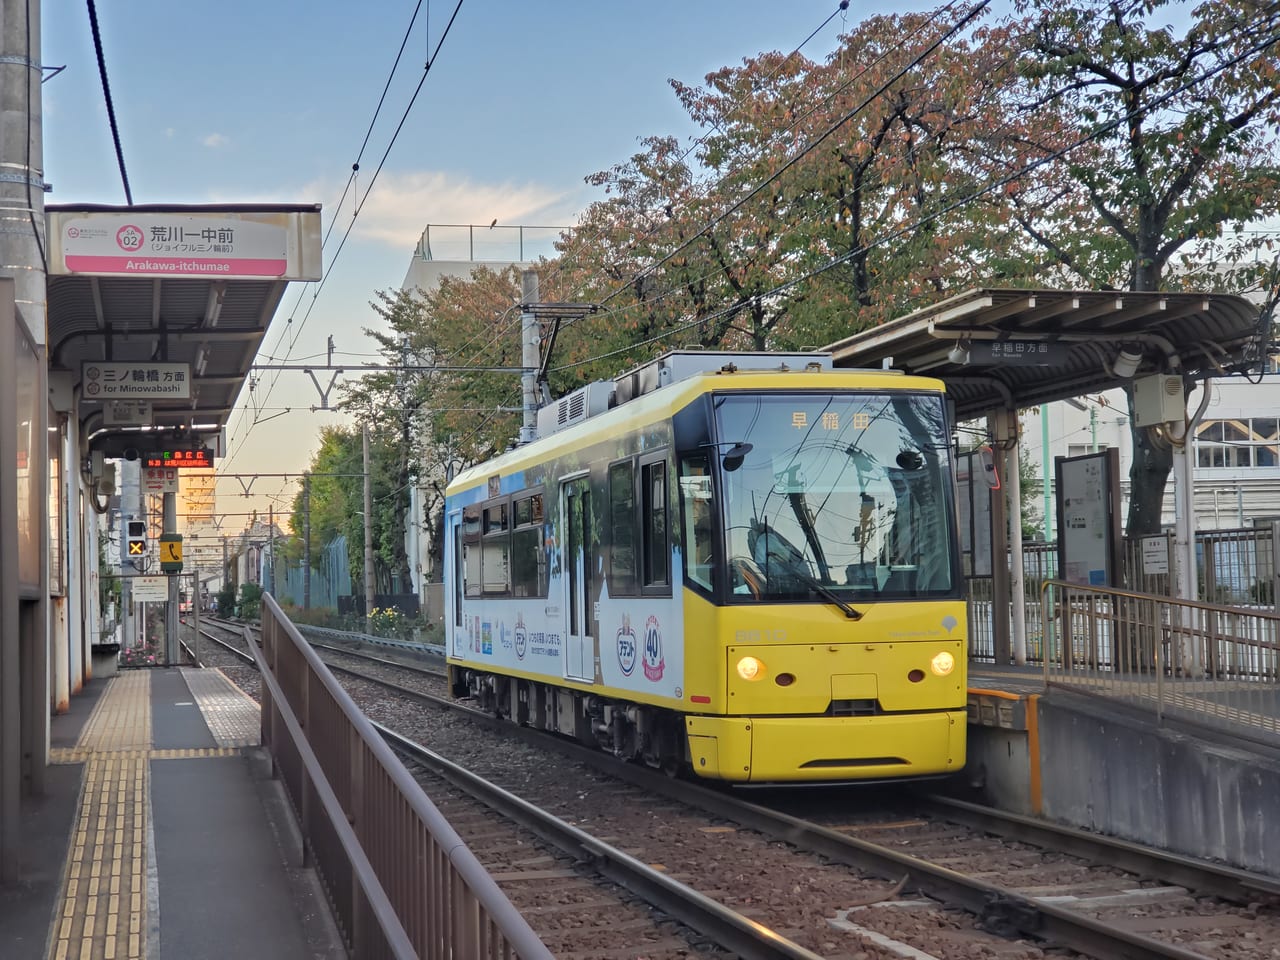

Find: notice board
<box><xmin>1055</xmin><ymin>448</ymin><xmax>1121</xmax><ymax>587</ymax></box>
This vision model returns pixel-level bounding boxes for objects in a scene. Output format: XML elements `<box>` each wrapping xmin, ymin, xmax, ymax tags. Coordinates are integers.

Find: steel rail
<box><xmin>192</xmin><ymin>622</ymin><xmax>256</xmax><ymax>666</ymax></box>
<box><xmin>919</xmin><ymin>795</ymin><xmax>1280</xmax><ymax>903</ymax></box>
<box><xmin>313</xmin><ymin>662</ymin><xmax>1218</xmax><ymax>960</ymax></box>
<box><xmin>374</xmin><ymin>722</ymin><xmax>827</xmax><ymax>960</ymax></box>
<box><xmin>229</xmin><ymin>614</ymin><xmax>1245</xmax><ymax>958</ymax></box>
<box><xmin>308</xmin><ymin>640</ymin><xmax>446</xmax><ymax>678</ymax></box>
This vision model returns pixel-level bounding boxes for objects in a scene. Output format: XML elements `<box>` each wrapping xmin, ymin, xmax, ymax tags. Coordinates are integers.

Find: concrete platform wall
<box><xmin>1037</xmin><ymin>697</ymin><xmax>1280</xmax><ymax>875</ymax></box>
<box><xmin>963</xmin><ymin>692</ymin><xmax>1280</xmax><ymax>875</ymax></box>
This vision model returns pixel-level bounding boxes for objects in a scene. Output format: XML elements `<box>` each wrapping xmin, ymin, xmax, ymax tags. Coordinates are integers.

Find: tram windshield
<box><xmin>712</xmin><ymin>392</ymin><xmax>957</xmax><ymax>602</ymax></box>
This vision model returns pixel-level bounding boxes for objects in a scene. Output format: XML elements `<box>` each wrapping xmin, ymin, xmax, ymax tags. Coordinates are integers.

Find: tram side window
<box><xmin>680</xmin><ymin>455</ymin><xmax>713</xmax><ymax>591</ymax></box>
<box><xmin>609</xmin><ymin>461</ymin><xmax>637</xmax><ymax>595</ymax></box>
<box><xmin>512</xmin><ymin>493</ymin><xmax>547</xmax><ymax>598</ymax></box>
<box><xmin>462</xmin><ymin>505</ymin><xmax>482</xmax><ymax>598</ymax></box>
<box><xmin>482</xmin><ymin>502</ymin><xmax>510</xmax><ymax>595</ymax></box>
<box><xmin>642</xmin><ymin>460</ymin><xmax>669</xmax><ymax>589</ymax></box>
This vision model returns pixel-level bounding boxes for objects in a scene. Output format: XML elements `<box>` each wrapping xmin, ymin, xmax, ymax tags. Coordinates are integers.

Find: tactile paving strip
<box><xmin>180</xmin><ymin>667</ymin><xmax>261</xmax><ymax>747</ymax></box>
<box><xmin>46</xmin><ymin>669</ymin><xmax>253</xmax><ymax>960</ymax></box>
<box><xmin>49</xmin><ymin>671</ymin><xmax>152</xmax><ymax>960</ymax></box>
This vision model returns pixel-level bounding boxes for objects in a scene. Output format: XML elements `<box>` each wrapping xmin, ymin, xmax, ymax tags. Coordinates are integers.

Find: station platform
<box><xmin>958</xmin><ymin>659</ymin><xmax>1280</xmax><ymax>877</ymax></box>
<box><xmin>0</xmin><ymin>667</ymin><xmax>343</xmax><ymax>960</ymax></box>
<box><xmin>968</xmin><ymin>662</ymin><xmax>1044</xmax><ymax>731</ymax></box>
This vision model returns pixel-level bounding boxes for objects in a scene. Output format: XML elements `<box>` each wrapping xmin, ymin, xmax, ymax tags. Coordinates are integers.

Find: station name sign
<box><xmin>144</xmin><ymin>448</ymin><xmax>213</xmax><ymax>470</ymax></box>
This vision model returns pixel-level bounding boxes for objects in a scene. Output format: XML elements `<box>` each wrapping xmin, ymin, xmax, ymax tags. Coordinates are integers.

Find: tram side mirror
<box><xmin>721</xmin><ymin>442</ymin><xmax>753</xmax><ymax>472</ymax></box>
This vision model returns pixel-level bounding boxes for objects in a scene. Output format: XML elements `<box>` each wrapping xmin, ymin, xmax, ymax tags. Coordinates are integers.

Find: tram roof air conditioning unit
<box><xmin>1132</xmin><ymin>373</ymin><xmax>1184</xmax><ymax>428</ymax></box>
<box><xmin>614</xmin><ymin>350</ymin><xmax>834</xmax><ymax>404</ymax></box>
<box><xmin>536</xmin><ymin>381</ymin><xmax>616</xmax><ymax>438</ymax></box>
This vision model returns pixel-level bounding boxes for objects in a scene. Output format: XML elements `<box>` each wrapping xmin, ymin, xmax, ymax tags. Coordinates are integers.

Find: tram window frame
<box><xmin>481</xmin><ymin>499</ymin><xmax>511</xmax><ymax>596</ymax></box>
<box><xmin>511</xmin><ymin>490</ymin><xmax>547</xmax><ymax>598</ymax></box>
<box><xmin>608</xmin><ymin>459</ymin><xmax>638</xmax><ymax>596</ymax></box>
<box><xmin>461</xmin><ymin>504</ymin><xmax>483</xmax><ymax>598</ymax></box>
<box><xmin>640</xmin><ymin>455</ymin><xmax>670</xmax><ymax>595</ymax></box>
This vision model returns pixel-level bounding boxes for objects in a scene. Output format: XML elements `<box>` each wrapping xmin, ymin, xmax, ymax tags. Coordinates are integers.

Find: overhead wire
<box><xmin>228</xmin><ymin>0</ymin><xmax>435</xmax><ymax>459</ymax></box>
<box><xmin>224</xmin><ymin>0</ymin><xmax>467</xmax><ymax>471</ymax></box>
<box><xmin>533</xmin><ymin>0</ymin><xmax>1006</xmax><ymax>361</ymax></box>
<box><xmin>448</xmin><ymin>0</ymin><xmax>951</xmax><ymax>375</ymax></box>
<box><xmin>85</xmin><ymin>0</ymin><xmax>132</xmax><ymax>204</ymax></box>
<box><xmin>532</xmin><ymin>1</ymin><xmax>859</xmax><ymax>310</ymax></box>
<box><xmin>551</xmin><ymin>14</ymin><xmax>1280</xmax><ymax>374</ymax></box>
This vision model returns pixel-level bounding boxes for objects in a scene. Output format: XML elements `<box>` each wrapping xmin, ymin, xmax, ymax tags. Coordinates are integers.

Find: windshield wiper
<box><xmin>786</xmin><ymin>566</ymin><xmax>863</xmax><ymax>620</ymax></box>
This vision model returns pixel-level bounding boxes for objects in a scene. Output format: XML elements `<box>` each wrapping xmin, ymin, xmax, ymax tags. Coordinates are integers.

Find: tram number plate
<box><xmin>734</xmin><ymin>629</ymin><xmax>787</xmax><ymax>643</ymax></box>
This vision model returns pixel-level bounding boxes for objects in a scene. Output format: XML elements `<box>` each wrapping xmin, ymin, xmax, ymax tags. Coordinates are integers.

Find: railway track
<box><xmin>199</xmin><ymin>616</ymin><xmax>1280</xmax><ymax>958</ymax></box>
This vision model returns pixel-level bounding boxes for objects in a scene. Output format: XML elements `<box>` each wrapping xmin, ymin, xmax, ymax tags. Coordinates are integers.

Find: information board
<box><xmin>1055</xmin><ymin>449</ymin><xmax>1121</xmax><ymax>587</ymax></box>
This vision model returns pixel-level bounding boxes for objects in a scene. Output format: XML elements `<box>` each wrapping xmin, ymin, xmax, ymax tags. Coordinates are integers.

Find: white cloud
<box><xmin>202</xmin><ymin>133</ymin><xmax>229</xmax><ymax>148</ymax></box>
<box><xmin>311</xmin><ymin>170</ymin><xmax>577</xmax><ymax>251</ymax></box>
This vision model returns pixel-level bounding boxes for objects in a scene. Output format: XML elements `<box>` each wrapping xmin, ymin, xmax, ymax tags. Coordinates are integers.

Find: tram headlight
<box><xmin>736</xmin><ymin>656</ymin><xmax>765</xmax><ymax>681</ymax></box>
<box><xmin>930</xmin><ymin>651</ymin><xmax>955</xmax><ymax>677</ymax></box>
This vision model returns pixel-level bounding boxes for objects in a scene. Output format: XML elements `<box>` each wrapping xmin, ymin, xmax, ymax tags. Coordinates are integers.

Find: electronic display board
<box><xmin>144</xmin><ymin>448</ymin><xmax>213</xmax><ymax>470</ymax></box>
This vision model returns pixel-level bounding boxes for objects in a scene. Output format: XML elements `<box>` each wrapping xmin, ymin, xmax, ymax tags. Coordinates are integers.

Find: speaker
<box><xmin>123</xmin><ymin>447</ymin><xmax>140</xmax><ymax>462</ymax></box>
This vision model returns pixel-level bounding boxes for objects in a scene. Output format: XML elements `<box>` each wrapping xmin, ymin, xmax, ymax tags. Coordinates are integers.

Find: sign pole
<box><xmin>164</xmin><ymin>491</ymin><xmax>179</xmax><ymax>665</ymax></box>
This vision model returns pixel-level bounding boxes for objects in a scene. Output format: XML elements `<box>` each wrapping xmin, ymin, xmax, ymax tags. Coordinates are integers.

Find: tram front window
<box><xmin>714</xmin><ymin>392</ymin><xmax>957</xmax><ymax>602</ymax></box>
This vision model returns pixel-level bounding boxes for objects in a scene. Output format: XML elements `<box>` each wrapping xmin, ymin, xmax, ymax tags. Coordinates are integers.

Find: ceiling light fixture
<box><xmin>947</xmin><ymin>340</ymin><xmax>971</xmax><ymax>365</ymax></box>
<box><xmin>1112</xmin><ymin>346</ymin><xmax>1142</xmax><ymax>378</ymax></box>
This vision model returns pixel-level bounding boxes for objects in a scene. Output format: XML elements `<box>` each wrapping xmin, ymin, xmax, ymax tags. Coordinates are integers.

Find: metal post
<box><xmin>519</xmin><ymin>268</ymin><xmax>539</xmax><ymax>445</ymax></box>
<box><xmin>303</xmin><ymin>474</ymin><xmax>311</xmax><ymax>610</ymax></box>
<box><xmin>164</xmin><ymin>491</ymin><xmax>179</xmax><ymax>664</ymax></box>
<box><xmin>987</xmin><ymin>411</ymin><xmax>1011</xmax><ymax>664</ymax></box>
<box><xmin>1002</xmin><ymin>410</ymin><xmax>1027</xmax><ymax>665</ymax></box>
<box><xmin>1041</xmin><ymin>403</ymin><xmax>1052</xmax><ymax>541</ymax></box>
<box><xmin>363</xmin><ymin>424</ymin><xmax>375</xmax><ymax>631</ymax></box>
<box><xmin>191</xmin><ymin>572</ymin><xmax>201</xmax><ymax>666</ymax></box>
<box><xmin>268</xmin><ymin>504</ymin><xmax>275</xmax><ymax>595</ymax></box>
<box><xmin>0</xmin><ymin>280</ymin><xmax>19</xmax><ymax>882</ymax></box>
<box><xmin>1270</xmin><ymin>520</ymin><xmax>1280</xmax><ymax>619</ymax></box>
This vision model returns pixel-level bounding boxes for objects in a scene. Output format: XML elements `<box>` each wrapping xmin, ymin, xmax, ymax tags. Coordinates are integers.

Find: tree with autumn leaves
<box><xmin>340</xmin><ymin>0</ymin><xmax>1279</xmax><ymax>560</ymax></box>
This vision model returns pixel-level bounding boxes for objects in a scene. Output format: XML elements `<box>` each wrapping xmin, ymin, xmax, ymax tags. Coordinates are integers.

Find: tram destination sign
<box><xmin>144</xmin><ymin>448</ymin><xmax>213</xmax><ymax>470</ymax></box>
<box><xmin>970</xmin><ymin>340</ymin><xmax>1067</xmax><ymax>366</ymax></box>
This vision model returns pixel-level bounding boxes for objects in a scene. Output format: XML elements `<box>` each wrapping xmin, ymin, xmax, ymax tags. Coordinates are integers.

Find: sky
<box><xmin>41</xmin><ymin>0</ymin><xmax>915</xmax><ymax>529</ymax></box>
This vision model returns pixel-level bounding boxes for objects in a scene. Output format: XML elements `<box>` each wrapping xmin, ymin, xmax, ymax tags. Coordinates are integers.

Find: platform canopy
<box><xmin>822</xmin><ymin>288</ymin><xmax>1267</xmax><ymax>418</ymax></box>
<box><xmin>45</xmin><ymin>203</ymin><xmax>322</xmax><ymax>456</ymax></box>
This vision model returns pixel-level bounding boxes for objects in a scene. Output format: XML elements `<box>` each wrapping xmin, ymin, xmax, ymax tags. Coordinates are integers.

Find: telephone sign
<box><xmin>159</xmin><ymin>534</ymin><xmax>183</xmax><ymax>572</ymax></box>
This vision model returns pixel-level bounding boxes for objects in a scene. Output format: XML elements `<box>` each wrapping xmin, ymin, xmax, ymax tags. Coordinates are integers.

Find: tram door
<box><xmin>562</xmin><ymin>476</ymin><xmax>594</xmax><ymax>682</ymax></box>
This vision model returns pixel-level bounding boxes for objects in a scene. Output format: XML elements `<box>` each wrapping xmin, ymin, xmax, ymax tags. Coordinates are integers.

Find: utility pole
<box><xmin>1</xmin><ymin>0</ymin><xmax>47</xmax><ymax>879</ymax></box>
<box><xmin>303</xmin><ymin>473</ymin><xmax>311</xmax><ymax>610</ymax></box>
<box><xmin>363</xmin><ymin>423</ymin><xmax>375</xmax><ymax>631</ymax></box>
<box><xmin>519</xmin><ymin>268</ymin><xmax>539</xmax><ymax>444</ymax></box>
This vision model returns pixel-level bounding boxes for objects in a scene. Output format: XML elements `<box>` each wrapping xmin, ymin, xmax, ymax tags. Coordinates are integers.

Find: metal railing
<box><xmin>254</xmin><ymin>593</ymin><xmax>552</xmax><ymax>960</ymax></box>
<box><xmin>1040</xmin><ymin>579</ymin><xmax>1280</xmax><ymax>748</ymax></box>
<box><xmin>969</xmin><ymin>526</ymin><xmax>1280</xmax><ymax>665</ymax></box>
